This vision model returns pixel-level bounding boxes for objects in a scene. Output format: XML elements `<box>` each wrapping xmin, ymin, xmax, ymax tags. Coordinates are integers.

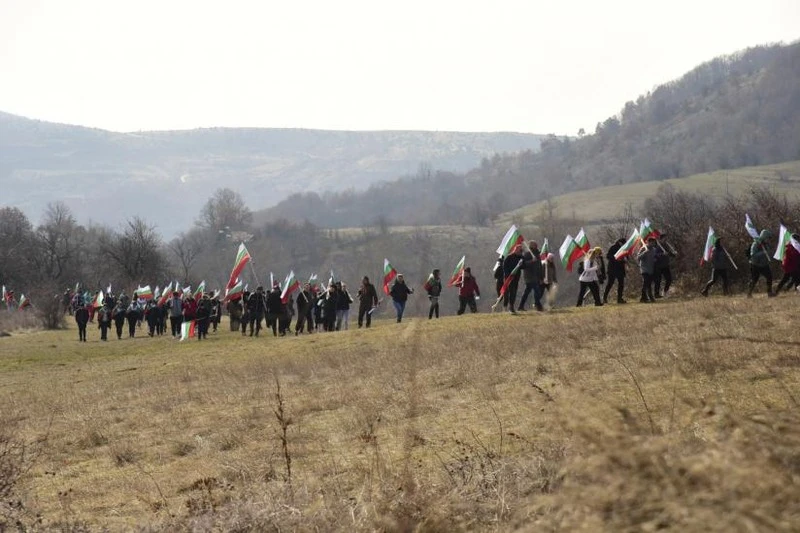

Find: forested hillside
<box><xmin>0</xmin><ymin>112</ymin><xmax>542</xmax><ymax>233</ymax></box>
<box><xmin>259</xmin><ymin>42</ymin><xmax>800</xmax><ymax>228</ymax></box>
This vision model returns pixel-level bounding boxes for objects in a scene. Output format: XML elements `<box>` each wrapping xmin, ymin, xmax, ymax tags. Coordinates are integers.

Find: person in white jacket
<box><xmin>576</xmin><ymin>247</ymin><xmax>604</xmax><ymax>307</ymax></box>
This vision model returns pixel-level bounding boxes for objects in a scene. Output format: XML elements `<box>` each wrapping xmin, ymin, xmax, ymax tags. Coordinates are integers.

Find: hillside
<box><xmin>498</xmin><ymin>160</ymin><xmax>800</xmax><ymax>226</ymax></box>
<box><xmin>0</xmin><ymin>111</ymin><xmax>543</xmax><ymax>233</ymax></box>
<box><xmin>1</xmin><ymin>297</ymin><xmax>799</xmax><ymax>530</ymax></box>
<box><xmin>258</xmin><ymin>42</ymin><xmax>800</xmax><ymax>228</ymax></box>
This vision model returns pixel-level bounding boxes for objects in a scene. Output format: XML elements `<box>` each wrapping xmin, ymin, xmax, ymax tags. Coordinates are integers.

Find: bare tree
<box><xmin>169</xmin><ymin>229</ymin><xmax>205</xmax><ymax>281</ymax></box>
<box><xmin>98</xmin><ymin>217</ymin><xmax>167</xmax><ymax>285</ymax></box>
<box><xmin>197</xmin><ymin>188</ymin><xmax>252</xmax><ymax>233</ymax></box>
<box><xmin>33</xmin><ymin>202</ymin><xmax>83</xmax><ymax>283</ymax></box>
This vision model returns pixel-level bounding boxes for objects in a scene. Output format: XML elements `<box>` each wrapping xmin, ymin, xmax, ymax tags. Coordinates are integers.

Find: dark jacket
<box><xmin>390</xmin><ymin>281</ymin><xmax>413</xmax><ymax>303</ymax></box>
<box><xmin>503</xmin><ymin>253</ymin><xmax>523</xmax><ymax>278</ymax></box>
<box><xmin>606</xmin><ymin>243</ymin><xmax>626</xmax><ymax>275</ymax></box>
<box><xmin>711</xmin><ymin>245</ymin><xmax>730</xmax><ymax>270</ymax></box>
<box><xmin>75</xmin><ymin>307</ymin><xmax>89</xmax><ymax>325</ymax></box>
<box><xmin>296</xmin><ymin>290</ymin><xmax>312</xmax><ymax>313</ymax></box>
<box><xmin>357</xmin><ymin>283</ymin><xmax>379</xmax><ymax>308</ymax></box>
<box><xmin>265</xmin><ymin>291</ymin><xmax>282</xmax><ymax>316</ymax></box>
<box><xmin>522</xmin><ymin>250</ymin><xmax>543</xmax><ymax>284</ymax></box>
<box><xmin>336</xmin><ymin>290</ymin><xmax>353</xmax><ymax>311</ymax></box>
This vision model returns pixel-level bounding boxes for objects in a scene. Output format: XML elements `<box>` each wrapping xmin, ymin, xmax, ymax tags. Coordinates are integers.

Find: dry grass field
<box><xmin>2</xmin><ymin>295</ymin><xmax>800</xmax><ymax>531</ymax></box>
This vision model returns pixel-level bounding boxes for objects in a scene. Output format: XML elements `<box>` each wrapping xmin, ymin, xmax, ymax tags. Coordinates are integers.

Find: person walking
<box><xmin>748</xmin><ymin>229</ymin><xmax>775</xmax><ymax>297</ymax></box>
<box><xmin>541</xmin><ymin>251</ymin><xmax>558</xmax><ymax>308</ymax></box>
<box><xmin>357</xmin><ymin>276</ymin><xmax>379</xmax><ymax>328</ymax></box>
<box><xmin>389</xmin><ymin>274</ymin><xmax>413</xmax><ymax>323</ymax></box>
<box><xmin>457</xmin><ymin>267</ymin><xmax>480</xmax><ymax>314</ymax></box>
<box><xmin>701</xmin><ymin>238</ymin><xmax>733</xmax><ymax>296</ymax></box>
<box><xmin>112</xmin><ymin>302</ymin><xmax>126</xmax><ymax>339</ymax></box>
<box><xmin>75</xmin><ymin>303</ymin><xmax>89</xmax><ymax>342</ymax></box>
<box><xmin>425</xmin><ymin>270</ymin><xmax>443</xmax><ymax>319</ymax></box>
<box><xmin>97</xmin><ymin>302</ymin><xmax>112</xmax><ymax>341</ymax></box>
<box><xmin>604</xmin><ymin>238</ymin><xmax>627</xmax><ymax>304</ymax></box>
<box><xmin>502</xmin><ymin>245</ymin><xmax>524</xmax><ymax>314</ymax></box>
<box><xmin>518</xmin><ymin>241</ymin><xmax>544</xmax><ymax>312</ymax></box>
<box><xmin>295</xmin><ymin>283</ymin><xmax>314</xmax><ymax>335</ymax></box>
<box><xmin>776</xmin><ymin>233</ymin><xmax>800</xmax><ymax>293</ymax></box>
<box><xmin>576</xmin><ymin>247</ymin><xmax>604</xmax><ymax>307</ymax></box>
<box><xmin>126</xmin><ymin>299</ymin><xmax>142</xmax><ymax>338</ymax></box>
<box><xmin>195</xmin><ymin>293</ymin><xmax>212</xmax><ymax>340</ymax></box>
<box><xmin>250</xmin><ymin>286</ymin><xmax>268</xmax><ymax>336</ymax></box>
<box><xmin>653</xmin><ymin>234</ymin><xmax>677</xmax><ymax>298</ymax></box>
<box><xmin>168</xmin><ymin>291</ymin><xmax>183</xmax><ymax>337</ymax></box>
<box><xmin>637</xmin><ymin>238</ymin><xmax>657</xmax><ymax>303</ymax></box>
<box><xmin>336</xmin><ymin>282</ymin><xmax>354</xmax><ymax>330</ymax></box>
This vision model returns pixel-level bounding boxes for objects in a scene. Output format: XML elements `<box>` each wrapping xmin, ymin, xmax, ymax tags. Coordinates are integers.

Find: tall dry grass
<box><xmin>0</xmin><ymin>295</ymin><xmax>799</xmax><ymax>531</ymax></box>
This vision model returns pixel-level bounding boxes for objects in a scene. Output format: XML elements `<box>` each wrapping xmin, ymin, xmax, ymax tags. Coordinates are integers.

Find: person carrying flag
<box><xmin>604</xmin><ymin>238</ymin><xmax>627</xmax><ymax>304</ymax></box>
<box><xmin>357</xmin><ymin>276</ymin><xmax>379</xmax><ymax>328</ymax></box>
<box><xmin>577</xmin><ymin>247</ymin><xmax>604</xmax><ymax>307</ymax></box>
<box><xmin>518</xmin><ymin>241</ymin><xmax>544</xmax><ymax>312</ymax></box>
<box><xmin>701</xmin><ymin>238</ymin><xmax>733</xmax><ymax>296</ymax></box>
<box><xmin>776</xmin><ymin>233</ymin><xmax>800</xmax><ymax>293</ymax></box>
<box><xmin>654</xmin><ymin>233</ymin><xmax>678</xmax><ymax>298</ymax></box>
<box><xmin>748</xmin><ymin>230</ymin><xmax>775</xmax><ymax>298</ymax></box>
<box><xmin>502</xmin><ymin>245</ymin><xmax>524</xmax><ymax>314</ymax></box>
<box><xmin>457</xmin><ymin>267</ymin><xmax>480</xmax><ymax>315</ymax></box>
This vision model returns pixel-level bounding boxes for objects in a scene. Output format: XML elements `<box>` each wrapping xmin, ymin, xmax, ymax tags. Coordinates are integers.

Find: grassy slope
<box><xmin>2</xmin><ymin>296</ymin><xmax>800</xmax><ymax>531</ymax></box>
<box><xmin>497</xmin><ymin>160</ymin><xmax>800</xmax><ymax>226</ymax></box>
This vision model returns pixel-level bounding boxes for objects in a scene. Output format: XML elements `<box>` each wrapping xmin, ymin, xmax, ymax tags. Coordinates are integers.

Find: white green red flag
<box><xmin>308</xmin><ymin>274</ymin><xmax>319</xmax><ymax>290</ymax></box>
<box><xmin>615</xmin><ymin>228</ymin><xmax>641</xmax><ymax>260</ymax></box>
<box><xmin>448</xmin><ymin>255</ymin><xmax>466</xmax><ymax>287</ymax></box>
<box><xmin>745</xmin><ymin>214</ymin><xmax>760</xmax><ymax>240</ymax></box>
<box><xmin>496</xmin><ymin>225</ymin><xmax>524</xmax><ymax>256</ymax></box>
<box><xmin>182</xmin><ymin>286</ymin><xmax>191</xmax><ymax>298</ymax></box>
<box><xmin>540</xmin><ymin>238</ymin><xmax>550</xmax><ymax>255</ymax></box>
<box><xmin>773</xmin><ymin>225</ymin><xmax>800</xmax><ymax>261</ymax></box>
<box><xmin>225</xmin><ymin>279</ymin><xmax>244</xmax><ymax>301</ymax></box>
<box><xmin>136</xmin><ymin>286</ymin><xmax>154</xmax><ymax>300</ymax></box>
<box><xmin>226</xmin><ymin>243</ymin><xmax>251</xmax><ymax>290</ymax></box>
<box><xmin>559</xmin><ymin>235</ymin><xmax>584</xmax><ymax>272</ymax></box>
<box><xmin>383</xmin><ymin>258</ymin><xmax>398</xmax><ymax>295</ymax></box>
<box><xmin>701</xmin><ymin>227</ymin><xmax>717</xmax><ymax>265</ymax></box>
<box><xmin>180</xmin><ymin>319</ymin><xmax>196</xmax><ymax>341</ymax></box>
<box><xmin>92</xmin><ymin>290</ymin><xmax>104</xmax><ymax>309</ymax></box>
<box><xmin>639</xmin><ymin>219</ymin><xmax>659</xmax><ymax>242</ymax></box>
<box><xmin>157</xmin><ymin>283</ymin><xmax>173</xmax><ymax>306</ymax></box>
<box><xmin>280</xmin><ymin>271</ymin><xmax>301</xmax><ymax>303</ymax></box>
<box><xmin>193</xmin><ymin>281</ymin><xmax>206</xmax><ymax>300</ymax></box>
<box><xmin>575</xmin><ymin>228</ymin><xmax>590</xmax><ymax>253</ymax></box>
<box><xmin>18</xmin><ymin>294</ymin><xmax>30</xmax><ymax>310</ymax></box>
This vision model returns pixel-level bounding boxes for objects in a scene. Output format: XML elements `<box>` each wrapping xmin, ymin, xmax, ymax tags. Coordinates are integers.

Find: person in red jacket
<box><xmin>182</xmin><ymin>294</ymin><xmax>198</xmax><ymax>322</ymax></box>
<box><xmin>457</xmin><ymin>267</ymin><xmax>480</xmax><ymax>315</ymax></box>
<box><xmin>776</xmin><ymin>234</ymin><xmax>800</xmax><ymax>293</ymax></box>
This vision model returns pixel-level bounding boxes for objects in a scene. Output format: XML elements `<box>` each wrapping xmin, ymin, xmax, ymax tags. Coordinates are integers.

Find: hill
<box><xmin>1</xmin><ymin>297</ymin><xmax>799</xmax><ymax>530</ymax></box>
<box><xmin>257</xmin><ymin>42</ymin><xmax>800</xmax><ymax>228</ymax></box>
<box><xmin>0</xmin><ymin>111</ymin><xmax>543</xmax><ymax>234</ymax></box>
<box><xmin>498</xmin><ymin>160</ymin><xmax>800</xmax><ymax>227</ymax></box>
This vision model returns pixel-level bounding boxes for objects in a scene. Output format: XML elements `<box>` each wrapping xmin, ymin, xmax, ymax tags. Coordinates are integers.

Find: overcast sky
<box><xmin>1</xmin><ymin>0</ymin><xmax>798</xmax><ymax>135</ymax></box>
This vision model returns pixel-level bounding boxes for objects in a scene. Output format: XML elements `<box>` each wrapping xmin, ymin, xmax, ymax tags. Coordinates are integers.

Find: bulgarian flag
<box><xmin>541</xmin><ymin>238</ymin><xmax>550</xmax><ymax>255</ymax></box>
<box><xmin>745</xmin><ymin>214</ymin><xmax>760</xmax><ymax>240</ymax></box>
<box><xmin>383</xmin><ymin>258</ymin><xmax>398</xmax><ymax>295</ymax></box>
<box><xmin>448</xmin><ymin>255</ymin><xmax>466</xmax><ymax>287</ymax></box>
<box><xmin>575</xmin><ymin>228</ymin><xmax>590</xmax><ymax>253</ymax></box>
<box><xmin>193</xmin><ymin>281</ymin><xmax>206</xmax><ymax>300</ymax></box>
<box><xmin>559</xmin><ymin>235</ymin><xmax>584</xmax><ymax>272</ymax></box>
<box><xmin>92</xmin><ymin>290</ymin><xmax>104</xmax><ymax>309</ymax></box>
<box><xmin>499</xmin><ymin>258</ymin><xmax>524</xmax><ymax>297</ymax></box>
<box><xmin>496</xmin><ymin>225</ymin><xmax>524</xmax><ymax>256</ymax></box>
<box><xmin>136</xmin><ymin>285</ymin><xmax>154</xmax><ymax>300</ymax></box>
<box><xmin>700</xmin><ymin>227</ymin><xmax>717</xmax><ymax>265</ymax></box>
<box><xmin>280</xmin><ymin>271</ymin><xmax>301</xmax><ymax>303</ymax></box>
<box><xmin>639</xmin><ymin>219</ymin><xmax>659</xmax><ymax>242</ymax></box>
<box><xmin>308</xmin><ymin>274</ymin><xmax>319</xmax><ymax>290</ymax></box>
<box><xmin>423</xmin><ymin>272</ymin><xmax>434</xmax><ymax>292</ymax></box>
<box><xmin>183</xmin><ymin>286</ymin><xmax>191</xmax><ymax>298</ymax></box>
<box><xmin>226</xmin><ymin>243</ymin><xmax>251</xmax><ymax>290</ymax></box>
<box><xmin>615</xmin><ymin>228</ymin><xmax>641</xmax><ymax>260</ymax></box>
<box><xmin>225</xmin><ymin>279</ymin><xmax>244</xmax><ymax>301</ymax></box>
<box><xmin>157</xmin><ymin>283</ymin><xmax>173</xmax><ymax>306</ymax></box>
<box><xmin>18</xmin><ymin>294</ymin><xmax>30</xmax><ymax>310</ymax></box>
<box><xmin>180</xmin><ymin>320</ymin><xmax>196</xmax><ymax>341</ymax></box>
<box><xmin>773</xmin><ymin>225</ymin><xmax>800</xmax><ymax>261</ymax></box>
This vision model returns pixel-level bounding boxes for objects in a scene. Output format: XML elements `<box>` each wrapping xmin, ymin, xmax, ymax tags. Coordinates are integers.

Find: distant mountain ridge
<box><xmin>0</xmin><ymin>111</ymin><xmax>544</xmax><ymax>234</ymax></box>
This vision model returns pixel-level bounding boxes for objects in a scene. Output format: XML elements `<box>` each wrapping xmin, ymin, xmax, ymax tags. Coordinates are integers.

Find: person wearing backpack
<box><xmin>576</xmin><ymin>247</ymin><xmax>604</xmax><ymax>307</ymax></box>
<box><xmin>748</xmin><ymin>229</ymin><xmax>775</xmax><ymax>298</ymax></box>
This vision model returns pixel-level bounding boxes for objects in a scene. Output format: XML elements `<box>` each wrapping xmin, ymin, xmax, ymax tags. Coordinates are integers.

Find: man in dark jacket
<box><xmin>653</xmin><ymin>234</ymin><xmax>677</xmax><ymax>298</ymax></box>
<box><xmin>249</xmin><ymin>286</ymin><xmax>268</xmax><ymax>336</ymax></box>
<box><xmin>604</xmin><ymin>238</ymin><xmax>627</xmax><ymax>304</ymax></box>
<box><xmin>144</xmin><ymin>299</ymin><xmax>159</xmax><ymax>337</ymax></box>
<box><xmin>75</xmin><ymin>303</ymin><xmax>89</xmax><ymax>342</ymax></box>
<box><xmin>425</xmin><ymin>269</ymin><xmax>443</xmax><ymax>319</ymax></box>
<box><xmin>196</xmin><ymin>293</ymin><xmax>213</xmax><ymax>340</ymax></box>
<box><xmin>701</xmin><ymin>238</ymin><xmax>732</xmax><ymax>296</ymax></box>
<box><xmin>518</xmin><ymin>241</ymin><xmax>544</xmax><ymax>312</ymax></box>
<box><xmin>357</xmin><ymin>276</ymin><xmax>379</xmax><ymax>328</ymax></box>
<box><xmin>227</xmin><ymin>297</ymin><xmax>243</xmax><ymax>332</ymax></box>
<box><xmin>457</xmin><ymin>267</ymin><xmax>480</xmax><ymax>315</ymax></box>
<box><xmin>295</xmin><ymin>284</ymin><xmax>314</xmax><ymax>335</ymax></box>
<box><xmin>97</xmin><ymin>303</ymin><xmax>112</xmax><ymax>341</ymax></box>
<box><xmin>389</xmin><ymin>274</ymin><xmax>413</xmax><ymax>323</ymax></box>
<box><xmin>502</xmin><ymin>245</ymin><xmax>524</xmax><ymax>314</ymax></box>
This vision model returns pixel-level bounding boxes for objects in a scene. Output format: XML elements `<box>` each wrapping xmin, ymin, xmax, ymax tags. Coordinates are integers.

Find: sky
<box><xmin>1</xmin><ymin>0</ymin><xmax>798</xmax><ymax>135</ymax></box>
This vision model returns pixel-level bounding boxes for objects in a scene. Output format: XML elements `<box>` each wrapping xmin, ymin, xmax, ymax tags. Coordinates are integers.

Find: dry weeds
<box><xmin>0</xmin><ymin>295</ymin><xmax>799</xmax><ymax>531</ymax></box>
